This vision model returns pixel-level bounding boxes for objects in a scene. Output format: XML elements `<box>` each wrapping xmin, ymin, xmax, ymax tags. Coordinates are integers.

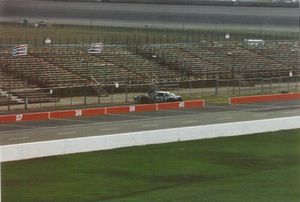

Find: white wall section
<box><xmin>1</xmin><ymin>116</ymin><xmax>299</xmax><ymax>162</ymax></box>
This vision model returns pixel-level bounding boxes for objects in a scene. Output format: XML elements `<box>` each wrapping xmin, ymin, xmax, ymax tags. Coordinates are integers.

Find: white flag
<box><xmin>12</xmin><ymin>44</ymin><xmax>28</xmax><ymax>57</ymax></box>
<box><xmin>88</xmin><ymin>43</ymin><xmax>102</xmax><ymax>54</ymax></box>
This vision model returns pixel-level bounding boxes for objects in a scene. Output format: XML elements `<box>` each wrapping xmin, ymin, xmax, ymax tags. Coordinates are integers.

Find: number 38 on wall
<box><xmin>75</xmin><ymin>110</ymin><xmax>82</xmax><ymax>117</ymax></box>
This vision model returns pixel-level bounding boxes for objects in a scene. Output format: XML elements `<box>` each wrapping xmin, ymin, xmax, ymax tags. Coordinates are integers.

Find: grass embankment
<box><xmin>2</xmin><ymin>129</ymin><xmax>300</xmax><ymax>202</ymax></box>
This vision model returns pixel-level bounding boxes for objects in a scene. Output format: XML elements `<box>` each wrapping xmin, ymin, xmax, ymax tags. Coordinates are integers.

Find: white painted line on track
<box><xmin>56</xmin><ymin>131</ymin><xmax>76</xmax><ymax>136</ymax></box>
<box><xmin>182</xmin><ymin>120</ymin><xmax>198</xmax><ymax>124</ymax></box>
<box><xmin>235</xmin><ymin>103</ymin><xmax>268</xmax><ymax>108</ymax></box>
<box><xmin>50</xmin><ymin>118</ymin><xmax>97</xmax><ymax>123</ymax></box>
<box><xmin>142</xmin><ymin>124</ymin><xmax>159</xmax><ymax>127</ymax></box>
<box><xmin>253</xmin><ymin>113</ymin><xmax>268</xmax><ymax>117</ymax></box>
<box><xmin>282</xmin><ymin>111</ymin><xmax>297</xmax><ymax>115</ymax></box>
<box><xmin>106</xmin><ymin>113</ymin><xmax>152</xmax><ymax>118</ymax></box>
<box><xmin>246</xmin><ymin>104</ymin><xmax>300</xmax><ymax>112</ymax></box>
<box><xmin>217</xmin><ymin>116</ymin><xmax>233</xmax><ymax>120</ymax></box>
<box><xmin>1</xmin><ymin>124</ymin><xmax>39</xmax><ymax>129</ymax></box>
<box><xmin>205</xmin><ymin>105</ymin><xmax>236</xmax><ymax>109</ymax></box>
<box><xmin>101</xmin><ymin>127</ymin><xmax>119</xmax><ymax>131</ymax></box>
<box><xmin>8</xmin><ymin>136</ymin><xmax>29</xmax><ymax>141</ymax></box>
<box><xmin>157</xmin><ymin>109</ymin><xmax>202</xmax><ymax>114</ymax></box>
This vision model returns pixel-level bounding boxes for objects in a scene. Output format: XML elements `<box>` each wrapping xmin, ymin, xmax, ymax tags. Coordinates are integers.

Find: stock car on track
<box><xmin>134</xmin><ymin>91</ymin><xmax>183</xmax><ymax>104</ymax></box>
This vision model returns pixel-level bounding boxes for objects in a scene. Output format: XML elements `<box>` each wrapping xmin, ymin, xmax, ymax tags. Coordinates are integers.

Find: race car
<box><xmin>134</xmin><ymin>91</ymin><xmax>183</xmax><ymax>104</ymax></box>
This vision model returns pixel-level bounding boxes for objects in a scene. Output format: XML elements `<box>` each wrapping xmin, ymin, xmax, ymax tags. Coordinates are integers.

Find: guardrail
<box><xmin>0</xmin><ymin>100</ymin><xmax>205</xmax><ymax>123</ymax></box>
<box><xmin>229</xmin><ymin>92</ymin><xmax>300</xmax><ymax>104</ymax></box>
<box><xmin>1</xmin><ymin>116</ymin><xmax>299</xmax><ymax>162</ymax></box>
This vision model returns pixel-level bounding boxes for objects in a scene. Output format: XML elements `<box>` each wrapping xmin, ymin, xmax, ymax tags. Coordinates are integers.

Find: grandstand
<box><xmin>0</xmin><ymin>40</ymin><xmax>299</xmax><ymax>106</ymax></box>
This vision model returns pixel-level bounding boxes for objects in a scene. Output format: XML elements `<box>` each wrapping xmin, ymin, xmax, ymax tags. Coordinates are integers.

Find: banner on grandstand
<box><xmin>88</xmin><ymin>43</ymin><xmax>102</xmax><ymax>54</ymax></box>
<box><xmin>12</xmin><ymin>44</ymin><xmax>28</xmax><ymax>57</ymax></box>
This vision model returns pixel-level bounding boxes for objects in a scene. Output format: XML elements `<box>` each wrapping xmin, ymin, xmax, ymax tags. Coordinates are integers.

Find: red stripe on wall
<box><xmin>230</xmin><ymin>92</ymin><xmax>300</xmax><ymax>104</ymax></box>
<box><xmin>106</xmin><ymin>106</ymin><xmax>130</xmax><ymax>114</ymax></box>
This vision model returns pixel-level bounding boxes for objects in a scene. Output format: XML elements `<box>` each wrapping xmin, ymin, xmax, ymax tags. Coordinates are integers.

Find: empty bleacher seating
<box><xmin>0</xmin><ymin>40</ymin><xmax>298</xmax><ymax>106</ymax></box>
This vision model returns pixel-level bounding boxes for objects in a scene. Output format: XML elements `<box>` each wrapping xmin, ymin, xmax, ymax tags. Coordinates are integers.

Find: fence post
<box><xmin>202</xmin><ymin>80</ymin><xmax>204</xmax><ymax>96</ymax></box>
<box><xmin>40</xmin><ymin>95</ymin><xmax>42</xmax><ymax>108</ymax></box>
<box><xmin>261</xmin><ymin>78</ymin><xmax>264</xmax><ymax>94</ymax></box>
<box><xmin>215</xmin><ymin>79</ymin><xmax>219</xmax><ymax>96</ymax></box>
<box><xmin>232</xmin><ymin>79</ymin><xmax>235</xmax><ymax>95</ymax></box>
<box><xmin>55</xmin><ymin>88</ymin><xmax>57</xmax><ymax>107</ymax></box>
<box><xmin>125</xmin><ymin>84</ymin><xmax>128</xmax><ymax>103</ymax></box>
<box><xmin>270</xmin><ymin>78</ymin><xmax>273</xmax><ymax>94</ymax></box>
<box><xmin>8</xmin><ymin>89</ymin><xmax>11</xmax><ymax>111</ymax></box>
<box><xmin>189</xmin><ymin>79</ymin><xmax>192</xmax><ymax>98</ymax></box>
<box><xmin>97</xmin><ymin>85</ymin><xmax>101</xmax><ymax>104</ymax></box>
<box><xmin>24</xmin><ymin>89</ymin><xmax>28</xmax><ymax>110</ymax></box>
<box><xmin>279</xmin><ymin>77</ymin><xmax>282</xmax><ymax>92</ymax></box>
<box><xmin>238</xmin><ymin>79</ymin><xmax>241</xmax><ymax>95</ymax></box>
<box><xmin>111</xmin><ymin>85</ymin><xmax>114</xmax><ymax>103</ymax></box>
<box><xmin>25</xmin><ymin>98</ymin><xmax>28</xmax><ymax>110</ymax></box>
<box><xmin>84</xmin><ymin>85</ymin><xmax>87</xmax><ymax>105</ymax></box>
<box><xmin>70</xmin><ymin>87</ymin><xmax>73</xmax><ymax>106</ymax></box>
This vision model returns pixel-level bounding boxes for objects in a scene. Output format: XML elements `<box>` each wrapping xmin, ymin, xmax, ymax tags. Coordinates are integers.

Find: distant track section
<box><xmin>0</xmin><ymin>0</ymin><xmax>298</xmax><ymax>31</ymax></box>
<box><xmin>36</xmin><ymin>0</ymin><xmax>299</xmax><ymax>8</ymax></box>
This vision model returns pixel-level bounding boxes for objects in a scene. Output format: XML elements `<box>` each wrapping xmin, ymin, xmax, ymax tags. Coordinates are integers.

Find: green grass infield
<box><xmin>2</xmin><ymin>129</ymin><xmax>300</xmax><ymax>202</ymax></box>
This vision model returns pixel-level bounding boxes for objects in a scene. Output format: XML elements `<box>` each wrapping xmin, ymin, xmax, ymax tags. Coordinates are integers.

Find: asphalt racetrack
<box><xmin>0</xmin><ymin>0</ymin><xmax>298</xmax><ymax>31</ymax></box>
<box><xmin>1</xmin><ymin>100</ymin><xmax>300</xmax><ymax>146</ymax></box>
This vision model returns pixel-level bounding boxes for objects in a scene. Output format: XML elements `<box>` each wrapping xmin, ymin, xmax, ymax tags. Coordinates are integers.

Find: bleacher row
<box><xmin>0</xmin><ymin>41</ymin><xmax>299</xmax><ymax>105</ymax></box>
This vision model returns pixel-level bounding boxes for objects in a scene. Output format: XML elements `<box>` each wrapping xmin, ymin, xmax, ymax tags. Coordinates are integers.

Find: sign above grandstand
<box><xmin>45</xmin><ymin>38</ymin><xmax>52</xmax><ymax>44</ymax></box>
<box><xmin>244</xmin><ymin>39</ymin><xmax>265</xmax><ymax>46</ymax></box>
<box><xmin>88</xmin><ymin>43</ymin><xmax>103</xmax><ymax>54</ymax></box>
<box><xmin>12</xmin><ymin>44</ymin><xmax>28</xmax><ymax>57</ymax></box>
<box><xmin>225</xmin><ymin>33</ymin><xmax>230</xmax><ymax>39</ymax></box>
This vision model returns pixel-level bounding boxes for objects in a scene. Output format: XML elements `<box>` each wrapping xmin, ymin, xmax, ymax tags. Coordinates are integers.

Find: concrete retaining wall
<box><xmin>1</xmin><ymin>116</ymin><xmax>299</xmax><ymax>162</ymax></box>
<box><xmin>0</xmin><ymin>100</ymin><xmax>204</xmax><ymax>123</ymax></box>
<box><xmin>229</xmin><ymin>92</ymin><xmax>300</xmax><ymax>104</ymax></box>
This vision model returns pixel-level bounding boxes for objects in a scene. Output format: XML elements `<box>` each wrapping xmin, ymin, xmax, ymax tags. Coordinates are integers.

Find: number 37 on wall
<box><xmin>16</xmin><ymin>114</ymin><xmax>23</xmax><ymax>121</ymax></box>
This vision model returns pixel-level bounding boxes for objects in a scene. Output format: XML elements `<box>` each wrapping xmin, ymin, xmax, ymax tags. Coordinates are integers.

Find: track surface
<box><xmin>0</xmin><ymin>0</ymin><xmax>298</xmax><ymax>31</ymax></box>
<box><xmin>1</xmin><ymin>100</ymin><xmax>300</xmax><ymax>146</ymax></box>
